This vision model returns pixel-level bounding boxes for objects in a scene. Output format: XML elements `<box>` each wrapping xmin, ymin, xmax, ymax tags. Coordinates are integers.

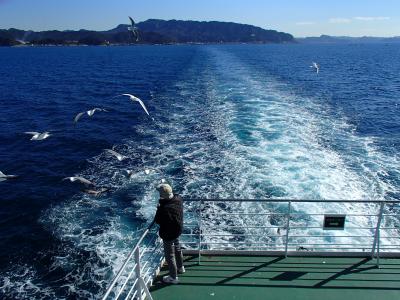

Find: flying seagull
<box><xmin>74</xmin><ymin>108</ymin><xmax>107</xmax><ymax>124</ymax></box>
<box><xmin>121</xmin><ymin>93</ymin><xmax>150</xmax><ymax>115</ymax></box>
<box><xmin>63</xmin><ymin>176</ymin><xmax>94</xmax><ymax>186</ymax></box>
<box><xmin>105</xmin><ymin>149</ymin><xmax>127</xmax><ymax>161</ymax></box>
<box><xmin>125</xmin><ymin>169</ymin><xmax>134</xmax><ymax>178</ymax></box>
<box><xmin>128</xmin><ymin>16</ymin><xmax>139</xmax><ymax>42</ymax></box>
<box><xmin>310</xmin><ymin>62</ymin><xmax>320</xmax><ymax>74</ymax></box>
<box><xmin>83</xmin><ymin>187</ymin><xmax>110</xmax><ymax>197</ymax></box>
<box><xmin>25</xmin><ymin>131</ymin><xmax>51</xmax><ymax>141</ymax></box>
<box><xmin>0</xmin><ymin>171</ymin><xmax>18</xmax><ymax>182</ymax></box>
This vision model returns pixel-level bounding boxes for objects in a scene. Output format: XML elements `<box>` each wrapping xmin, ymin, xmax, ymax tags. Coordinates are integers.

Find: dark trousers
<box><xmin>163</xmin><ymin>238</ymin><xmax>183</xmax><ymax>279</ymax></box>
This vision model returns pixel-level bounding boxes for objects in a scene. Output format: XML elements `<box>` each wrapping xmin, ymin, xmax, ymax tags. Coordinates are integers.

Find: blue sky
<box><xmin>0</xmin><ymin>0</ymin><xmax>399</xmax><ymax>37</ymax></box>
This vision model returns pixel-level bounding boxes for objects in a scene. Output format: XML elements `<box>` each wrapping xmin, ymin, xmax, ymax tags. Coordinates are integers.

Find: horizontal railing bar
<box><xmin>185</xmin><ymin>199</ymin><xmax>398</xmax><ymax>203</ymax></box>
<box><xmin>196</xmin><ymin>241</ymin><xmax>377</xmax><ymax>247</ymax></box>
<box><xmin>193</xmin><ymin>226</ymin><xmax>377</xmax><ymax>230</ymax></box>
<box><xmin>289</xmin><ymin>226</ymin><xmax>376</xmax><ymax>229</ymax></box>
<box><xmin>287</xmin><ymin>235</ymin><xmax>373</xmax><ymax>238</ymax></box>
<box><xmin>381</xmin><ymin>227</ymin><xmax>400</xmax><ymax>229</ymax></box>
<box><xmin>207</xmin><ymin>213</ymin><xmax>287</xmax><ymax>216</ymax></box>
<box><xmin>203</xmin><ymin>212</ymin><xmax>381</xmax><ymax>217</ymax></box>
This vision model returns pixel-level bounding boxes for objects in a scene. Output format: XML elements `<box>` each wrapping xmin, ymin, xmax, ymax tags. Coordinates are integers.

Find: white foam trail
<box><xmin>22</xmin><ymin>46</ymin><xmax>399</xmax><ymax>298</ymax></box>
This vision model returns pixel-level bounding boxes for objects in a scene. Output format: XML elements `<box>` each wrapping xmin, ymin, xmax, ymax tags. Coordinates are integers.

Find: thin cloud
<box><xmin>354</xmin><ymin>16</ymin><xmax>390</xmax><ymax>21</ymax></box>
<box><xmin>296</xmin><ymin>21</ymin><xmax>315</xmax><ymax>26</ymax></box>
<box><xmin>329</xmin><ymin>18</ymin><xmax>351</xmax><ymax>24</ymax></box>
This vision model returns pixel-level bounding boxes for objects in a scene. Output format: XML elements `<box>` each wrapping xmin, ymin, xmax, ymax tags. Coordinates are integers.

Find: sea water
<box><xmin>0</xmin><ymin>44</ymin><xmax>399</xmax><ymax>298</ymax></box>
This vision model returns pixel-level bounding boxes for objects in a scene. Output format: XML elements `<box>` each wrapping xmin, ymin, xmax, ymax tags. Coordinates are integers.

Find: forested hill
<box><xmin>0</xmin><ymin>19</ymin><xmax>294</xmax><ymax>46</ymax></box>
<box><xmin>134</xmin><ymin>19</ymin><xmax>294</xmax><ymax>43</ymax></box>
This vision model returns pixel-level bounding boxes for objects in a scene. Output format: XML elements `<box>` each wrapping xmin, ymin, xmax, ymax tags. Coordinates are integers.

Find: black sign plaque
<box><xmin>323</xmin><ymin>214</ymin><xmax>346</xmax><ymax>230</ymax></box>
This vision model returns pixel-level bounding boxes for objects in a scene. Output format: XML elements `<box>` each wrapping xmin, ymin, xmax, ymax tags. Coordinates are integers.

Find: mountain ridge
<box><xmin>0</xmin><ymin>19</ymin><xmax>294</xmax><ymax>46</ymax></box>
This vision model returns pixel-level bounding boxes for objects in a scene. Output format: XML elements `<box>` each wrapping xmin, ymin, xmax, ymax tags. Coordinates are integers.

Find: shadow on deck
<box><xmin>150</xmin><ymin>255</ymin><xmax>400</xmax><ymax>300</ymax></box>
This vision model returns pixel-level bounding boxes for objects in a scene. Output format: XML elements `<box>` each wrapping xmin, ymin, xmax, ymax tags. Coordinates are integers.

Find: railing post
<box><xmin>198</xmin><ymin>200</ymin><xmax>202</xmax><ymax>265</ymax></box>
<box><xmin>284</xmin><ymin>201</ymin><xmax>292</xmax><ymax>257</ymax></box>
<box><xmin>371</xmin><ymin>202</ymin><xmax>384</xmax><ymax>268</ymax></box>
<box><xmin>134</xmin><ymin>246</ymin><xmax>154</xmax><ymax>300</ymax></box>
<box><xmin>134</xmin><ymin>247</ymin><xmax>142</xmax><ymax>300</ymax></box>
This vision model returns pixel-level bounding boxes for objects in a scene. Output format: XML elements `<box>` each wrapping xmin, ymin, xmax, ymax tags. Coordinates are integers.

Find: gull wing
<box><xmin>128</xmin><ymin>16</ymin><xmax>135</xmax><ymax>27</ymax></box>
<box><xmin>122</xmin><ymin>93</ymin><xmax>134</xmax><ymax>99</ymax></box>
<box><xmin>121</xmin><ymin>94</ymin><xmax>149</xmax><ymax>115</ymax></box>
<box><xmin>87</xmin><ymin>108</ymin><xmax>106</xmax><ymax>116</ymax></box>
<box><xmin>25</xmin><ymin>131</ymin><xmax>40</xmax><ymax>136</ymax></box>
<box><xmin>75</xmin><ymin>176</ymin><xmax>94</xmax><ymax>185</ymax></box>
<box><xmin>106</xmin><ymin>149</ymin><xmax>126</xmax><ymax>161</ymax></box>
<box><xmin>137</xmin><ymin>99</ymin><xmax>150</xmax><ymax>115</ymax></box>
<box><xmin>105</xmin><ymin>149</ymin><xmax>121</xmax><ymax>158</ymax></box>
<box><xmin>0</xmin><ymin>171</ymin><xmax>5</xmax><ymax>177</ymax></box>
<box><xmin>74</xmin><ymin>112</ymin><xmax>85</xmax><ymax>123</ymax></box>
<box><xmin>63</xmin><ymin>176</ymin><xmax>93</xmax><ymax>186</ymax></box>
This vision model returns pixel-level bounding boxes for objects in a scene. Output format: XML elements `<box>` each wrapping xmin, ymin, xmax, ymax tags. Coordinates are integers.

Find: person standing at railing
<box><xmin>154</xmin><ymin>183</ymin><xmax>185</xmax><ymax>284</ymax></box>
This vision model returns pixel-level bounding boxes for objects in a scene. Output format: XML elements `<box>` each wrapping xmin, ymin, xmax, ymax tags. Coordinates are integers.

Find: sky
<box><xmin>0</xmin><ymin>0</ymin><xmax>399</xmax><ymax>37</ymax></box>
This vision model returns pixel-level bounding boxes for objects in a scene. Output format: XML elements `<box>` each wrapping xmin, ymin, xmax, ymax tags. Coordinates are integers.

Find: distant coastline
<box><xmin>0</xmin><ymin>19</ymin><xmax>294</xmax><ymax>47</ymax></box>
<box><xmin>297</xmin><ymin>34</ymin><xmax>400</xmax><ymax>44</ymax></box>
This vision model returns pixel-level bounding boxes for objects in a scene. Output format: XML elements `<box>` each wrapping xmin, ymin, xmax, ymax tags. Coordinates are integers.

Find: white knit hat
<box><xmin>156</xmin><ymin>183</ymin><xmax>173</xmax><ymax>199</ymax></box>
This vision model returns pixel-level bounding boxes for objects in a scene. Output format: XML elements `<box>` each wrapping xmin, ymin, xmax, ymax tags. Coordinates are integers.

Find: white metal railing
<box><xmin>180</xmin><ymin>199</ymin><xmax>400</xmax><ymax>265</ymax></box>
<box><xmin>102</xmin><ymin>199</ymin><xmax>400</xmax><ymax>299</ymax></box>
<box><xmin>102</xmin><ymin>222</ymin><xmax>163</xmax><ymax>300</ymax></box>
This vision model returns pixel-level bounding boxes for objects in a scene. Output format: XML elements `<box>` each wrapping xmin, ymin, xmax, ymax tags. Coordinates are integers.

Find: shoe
<box><xmin>178</xmin><ymin>266</ymin><xmax>185</xmax><ymax>274</ymax></box>
<box><xmin>163</xmin><ymin>275</ymin><xmax>179</xmax><ymax>284</ymax></box>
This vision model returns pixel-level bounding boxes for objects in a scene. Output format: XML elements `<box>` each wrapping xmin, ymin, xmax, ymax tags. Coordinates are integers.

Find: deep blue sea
<box><xmin>0</xmin><ymin>44</ymin><xmax>400</xmax><ymax>299</ymax></box>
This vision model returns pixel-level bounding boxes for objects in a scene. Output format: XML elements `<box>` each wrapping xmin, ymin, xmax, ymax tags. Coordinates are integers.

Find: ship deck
<box><xmin>150</xmin><ymin>255</ymin><xmax>400</xmax><ymax>300</ymax></box>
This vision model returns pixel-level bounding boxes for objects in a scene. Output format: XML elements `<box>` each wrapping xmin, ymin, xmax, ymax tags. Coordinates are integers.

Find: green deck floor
<box><xmin>150</xmin><ymin>255</ymin><xmax>400</xmax><ymax>300</ymax></box>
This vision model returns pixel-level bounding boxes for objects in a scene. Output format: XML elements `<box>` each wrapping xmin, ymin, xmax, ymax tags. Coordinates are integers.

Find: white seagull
<box><xmin>105</xmin><ymin>149</ymin><xmax>127</xmax><ymax>161</ymax></box>
<box><xmin>128</xmin><ymin>16</ymin><xmax>139</xmax><ymax>42</ymax></box>
<box><xmin>125</xmin><ymin>169</ymin><xmax>134</xmax><ymax>178</ymax></box>
<box><xmin>121</xmin><ymin>94</ymin><xmax>150</xmax><ymax>116</ymax></box>
<box><xmin>0</xmin><ymin>171</ymin><xmax>18</xmax><ymax>182</ymax></box>
<box><xmin>74</xmin><ymin>108</ymin><xmax>107</xmax><ymax>124</ymax></box>
<box><xmin>63</xmin><ymin>176</ymin><xmax>94</xmax><ymax>186</ymax></box>
<box><xmin>25</xmin><ymin>131</ymin><xmax>51</xmax><ymax>141</ymax></box>
<box><xmin>310</xmin><ymin>62</ymin><xmax>320</xmax><ymax>74</ymax></box>
<box><xmin>83</xmin><ymin>187</ymin><xmax>110</xmax><ymax>197</ymax></box>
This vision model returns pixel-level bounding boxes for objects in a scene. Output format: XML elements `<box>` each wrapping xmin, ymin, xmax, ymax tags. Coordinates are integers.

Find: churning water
<box><xmin>0</xmin><ymin>44</ymin><xmax>400</xmax><ymax>298</ymax></box>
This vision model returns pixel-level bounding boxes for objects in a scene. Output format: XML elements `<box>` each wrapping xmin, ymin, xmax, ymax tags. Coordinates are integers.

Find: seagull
<box><xmin>0</xmin><ymin>171</ymin><xmax>18</xmax><ymax>182</ymax></box>
<box><xmin>83</xmin><ymin>187</ymin><xmax>110</xmax><ymax>197</ymax></box>
<box><xmin>63</xmin><ymin>176</ymin><xmax>94</xmax><ymax>186</ymax></box>
<box><xmin>128</xmin><ymin>16</ymin><xmax>139</xmax><ymax>42</ymax></box>
<box><xmin>125</xmin><ymin>170</ymin><xmax>134</xmax><ymax>178</ymax></box>
<box><xmin>74</xmin><ymin>108</ymin><xmax>107</xmax><ymax>124</ymax></box>
<box><xmin>105</xmin><ymin>149</ymin><xmax>127</xmax><ymax>161</ymax></box>
<box><xmin>25</xmin><ymin>131</ymin><xmax>51</xmax><ymax>141</ymax></box>
<box><xmin>121</xmin><ymin>94</ymin><xmax>150</xmax><ymax>116</ymax></box>
<box><xmin>310</xmin><ymin>62</ymin><xmax>320</xmax><ymax>74</ymax></box>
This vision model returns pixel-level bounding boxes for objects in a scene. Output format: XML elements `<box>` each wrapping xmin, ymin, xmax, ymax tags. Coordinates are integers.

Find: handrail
<box><xmin>102</xmin><ymin>221</ymin><xmax>155</xmax><ymax>300</ymax></box>
<box><xmin>185</xmin><ymin>198</ymin><xmax>399</xmax><ymax>203</ymax></box>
